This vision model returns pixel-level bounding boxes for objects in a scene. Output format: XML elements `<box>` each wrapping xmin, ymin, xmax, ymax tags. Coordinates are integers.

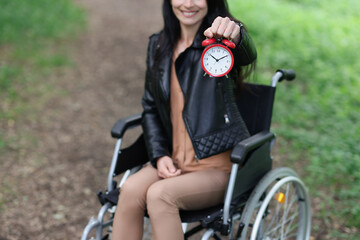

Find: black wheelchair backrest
<box><xmin>114</xmin><ymin>135</ymin><xmax>149</xmax><ymax>175</ymax></box>
<box><xmin>237</xmin><ymin>83</ymin><xmax>276</xmax><ymax>136</ymax></box>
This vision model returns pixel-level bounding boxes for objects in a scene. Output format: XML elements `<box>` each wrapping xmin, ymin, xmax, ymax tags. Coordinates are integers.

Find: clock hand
<box><xmin>218</xmin><ymin>55</ymin><xmax>229</xmax><ymax>61</ymax></box>
<box><xmin>210</xmin><ymin>54</ymin><xmax>219</xmax><ymax>62</ymax></box>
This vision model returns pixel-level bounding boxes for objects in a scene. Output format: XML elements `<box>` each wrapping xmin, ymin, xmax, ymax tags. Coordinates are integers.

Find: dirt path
<box><xmin>0</xmin><ymin>0</ymin><xmax>161</xmax><ymax>239</ymax></box>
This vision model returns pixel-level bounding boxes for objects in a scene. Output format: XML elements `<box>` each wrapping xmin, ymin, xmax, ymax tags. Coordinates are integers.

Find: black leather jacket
<box><xmin>142</xmin><ymin>27</ymin><xmax>257</xmax><ymax>166</ymax></box>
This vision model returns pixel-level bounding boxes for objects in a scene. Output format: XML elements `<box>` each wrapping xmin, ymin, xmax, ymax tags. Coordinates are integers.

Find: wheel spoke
<box><xmin>260</xmin><ymin>184</ymin><xmax>302</xmax><ymax>239</ymax></box>
<box><xmin>284</xmin><ymin>204</ymin><xmax>299</xmax><ymax>236</ymax></box>
<box><xmin>264</xmin><ymin>215</ymin><xmax>298</xmax><ymax>239</ymax></box>
<box><xmin>242</xmin><ymin>168</ymin><xmax>311</xmax><ymax>240</ymax></box>
<box><xmin>280</xmin><ymin>183</ymin><xmax>289</xmax><ymax>239</ymax></box>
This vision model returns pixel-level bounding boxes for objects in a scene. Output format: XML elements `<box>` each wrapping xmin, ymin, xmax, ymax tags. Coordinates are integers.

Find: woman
<box><xmin>112</xmin><ymin>0</ymin><xmax>257</xmax><ymax>239</ymax></box>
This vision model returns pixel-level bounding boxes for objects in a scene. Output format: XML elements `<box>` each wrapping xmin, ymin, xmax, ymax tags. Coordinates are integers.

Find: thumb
<box><xmin>204</xmin><ymin>28</ymin><xmax>214</xmax><ymax>38</ymax></box>
<box><xmin>165</xmin><ymin>160</ymin><xmax>176</xmax><ymax>173</ymax></box>
<box><xmin>167</xmin><ymin>163</ymin><xmax>176</xmax><ymax>173</ymax></box>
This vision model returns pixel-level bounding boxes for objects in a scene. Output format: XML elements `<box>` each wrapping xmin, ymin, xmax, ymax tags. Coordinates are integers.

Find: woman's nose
<box><xmin>183</xmin><ymin>0</ymin><xmax>195</xmax><ymax>8</ymax></box>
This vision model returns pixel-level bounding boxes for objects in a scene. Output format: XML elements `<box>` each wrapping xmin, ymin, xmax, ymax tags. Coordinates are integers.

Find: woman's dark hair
<box><xmin>155</xmin><ymin>0</ymin><xmax>256</xmax><ymax>89</ymax></box>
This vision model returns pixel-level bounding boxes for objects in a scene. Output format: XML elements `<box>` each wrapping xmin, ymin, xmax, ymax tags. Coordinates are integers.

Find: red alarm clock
<box><xmin>201</xmin><ymin>38</ymin><xmax>235</xmax><ymax>77</ymax></box>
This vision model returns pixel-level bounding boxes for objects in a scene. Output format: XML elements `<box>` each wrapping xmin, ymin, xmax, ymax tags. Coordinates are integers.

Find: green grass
<box><xmin>230</xmin><ymin>0</ymin><xmax>360</xmax><ymax>235</ymax></box>
<box><xmin>0</xmin><ymin>0</ymin><xmax>85</xmax><ymax>44</ymax></box>
<box><xmin>0</xmin><ymin>0</ymin><xmax>86</xmax><ymax>149</ymax></box>
<box><xmin>0</xmin><ymin>0</ymin><xmax>86</xmax><ymax>87</ymax></box>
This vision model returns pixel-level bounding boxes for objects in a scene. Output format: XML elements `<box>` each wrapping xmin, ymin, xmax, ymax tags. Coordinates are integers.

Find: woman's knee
<box><xmin>118</xmin><ymin>179</ymin><xmax>145</xmax><ymax>205</ymax></box>
<box><xmin>146</xmin><ymin>182</ymin><xmax>163</xmax><ymax>205</ymax></box>
<box><xmin>146</xmin><ymin>182</ymin><xmax>177</xmax><ymax>213</ymax></box>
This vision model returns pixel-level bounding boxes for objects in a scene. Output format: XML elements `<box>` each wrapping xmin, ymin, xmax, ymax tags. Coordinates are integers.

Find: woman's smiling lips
<box><xmin>181</xmin><ymin>10</ymin><xmax>199</xmax><ymax>18</ymax></box>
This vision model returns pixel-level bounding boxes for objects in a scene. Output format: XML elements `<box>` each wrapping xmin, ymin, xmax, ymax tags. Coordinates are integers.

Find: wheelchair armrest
<box><xmin>111</xmin><ymin>113</ymin><xmax>142</xmax><ymax>138</ymax></box>
<box><xmin>231</xmin><ymin>131</ymin><xmax>275</xmax><ymax>164</ymax></box>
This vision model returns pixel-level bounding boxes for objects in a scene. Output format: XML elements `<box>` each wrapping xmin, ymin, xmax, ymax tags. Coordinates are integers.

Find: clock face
<box><xmin>201</xmin><ymin>44</ymin><xmax>234</xmax><ymax>77</ymax></box>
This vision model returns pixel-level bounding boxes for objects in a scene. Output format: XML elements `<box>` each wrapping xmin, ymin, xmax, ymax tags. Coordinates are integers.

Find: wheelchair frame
<box><xmin>81</xmin><ymin>70</ymin><xmax>311</xmax><ymax>240</ymax></box>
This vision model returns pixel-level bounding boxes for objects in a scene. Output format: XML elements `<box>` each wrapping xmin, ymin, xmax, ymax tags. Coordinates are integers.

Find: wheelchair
<box><xmin>81</xmin><ymin>69</ymin><xmax>311</xmax><ymax>240</ymax></box>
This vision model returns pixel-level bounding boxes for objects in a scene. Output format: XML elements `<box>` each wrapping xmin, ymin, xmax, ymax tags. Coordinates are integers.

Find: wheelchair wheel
<box><xmin>238</xmin><ymin>167</ymin><xmax>311</xmax><ymax>240</ymax></box>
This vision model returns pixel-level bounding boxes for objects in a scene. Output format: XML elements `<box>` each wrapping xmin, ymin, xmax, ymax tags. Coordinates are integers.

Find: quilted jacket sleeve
<box><xmin>141</xmin><ymin>35</ymin><xmax>171</xmax><ymax>166</ymax></box>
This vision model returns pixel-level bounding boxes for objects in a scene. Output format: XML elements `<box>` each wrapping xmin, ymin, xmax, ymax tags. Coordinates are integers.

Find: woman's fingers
<box><xmin>210</xmin><ymin>16</ymin><xmax>223</xmax><ymax>36</ymax></box>
<box><xmin>156</xmin><ymin>156</ymin><xmax>181</xmax><ymax>178</ymax></box>
<box><xmin>204</xmin><ymin>17</ymin><xmax>241</xmax><ymax>44</ymax></box>
<box><xmin>213</xmin><ymin>16</ymin><xmax>230</xmax><ymax>37</ymax></box>
<box><xmin>230</xmin><ymin>24</ymin><xmax>241</xmax><ymax>43</ymax></box>
<box><xmin>203</xmin><ymin>28</ymin><xmax>214</xmax><ymax>38</ymax></box>
<box><xmin>164</xmin><ymin>161</ymin><xmax>181</xmax><ymax>177</ymax></box>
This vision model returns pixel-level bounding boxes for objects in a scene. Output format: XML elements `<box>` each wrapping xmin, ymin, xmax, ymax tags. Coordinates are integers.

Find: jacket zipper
<box><xmin>218</xmin><ymin>81</ymin><xmax>230</xmax><ymax>124</ymax></box>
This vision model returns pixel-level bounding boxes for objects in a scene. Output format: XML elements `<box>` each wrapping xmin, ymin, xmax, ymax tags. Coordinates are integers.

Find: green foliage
<box><xmin>0</xmin><ymin>65</ymin><xmax>20</xmax><ymax>91</ymax></box>
<box><xmin>0</xmin><ymin>0</ymin><xmax>85</xmax><ymax>45</ymax></box>
<box><xmin>0</xmin><ymin>0</ymin><xmax>85</xmax><ymax>91</ymax></box>
<box><xmin>230</xmin><ymin>0</ymin><xmax>360</xmax><ymax>232</ymax></box>
<box><xmin>0</xmin><ymin>1</ymin><xmax>85</xmax><ymax>95</ymax></box>
<box><xmin>0</xmin><ymin>0</ymin><xmax>85</xmax><ymax>148</ymax></box>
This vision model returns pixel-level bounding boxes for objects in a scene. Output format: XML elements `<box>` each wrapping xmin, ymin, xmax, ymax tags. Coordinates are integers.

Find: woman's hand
<box><xmin>156</xmin><ymin>156</ymin><xmax>181</xmax><ymax>179</ymax></box>
<box><xmin>204</xmin><ymin>17</ymin><xmax>241</xmax><ymax>44</ymax></box>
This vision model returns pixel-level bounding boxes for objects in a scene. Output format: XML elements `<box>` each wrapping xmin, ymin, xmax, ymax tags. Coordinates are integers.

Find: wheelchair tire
<box><xmin>237</xmin><ymin>167</ymin><xmax>311</xmax><ymax>240</ymax></box>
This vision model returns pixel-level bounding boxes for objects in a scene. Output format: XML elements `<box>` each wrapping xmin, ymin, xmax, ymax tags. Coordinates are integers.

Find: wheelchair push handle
<box><xmin>277</xmin><ymin>69</ymin><xmax>296</xmax><ymax>81</ymax></box>
<box><xmin>271</xmin><ymin>69</ymin><xmax>296</xmax><ymax>87</ymax></box>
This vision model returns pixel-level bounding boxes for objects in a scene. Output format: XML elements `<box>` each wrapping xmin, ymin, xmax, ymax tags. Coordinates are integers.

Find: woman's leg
<box><xmin>146</xmin><ymin>168</ymin><xmax>229</xmax><ymax>240</ymax></box>
<box><xmin>112</xmin><ymin>164</ymin><xmax>160</xmax><ymax>240</ymax></box>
